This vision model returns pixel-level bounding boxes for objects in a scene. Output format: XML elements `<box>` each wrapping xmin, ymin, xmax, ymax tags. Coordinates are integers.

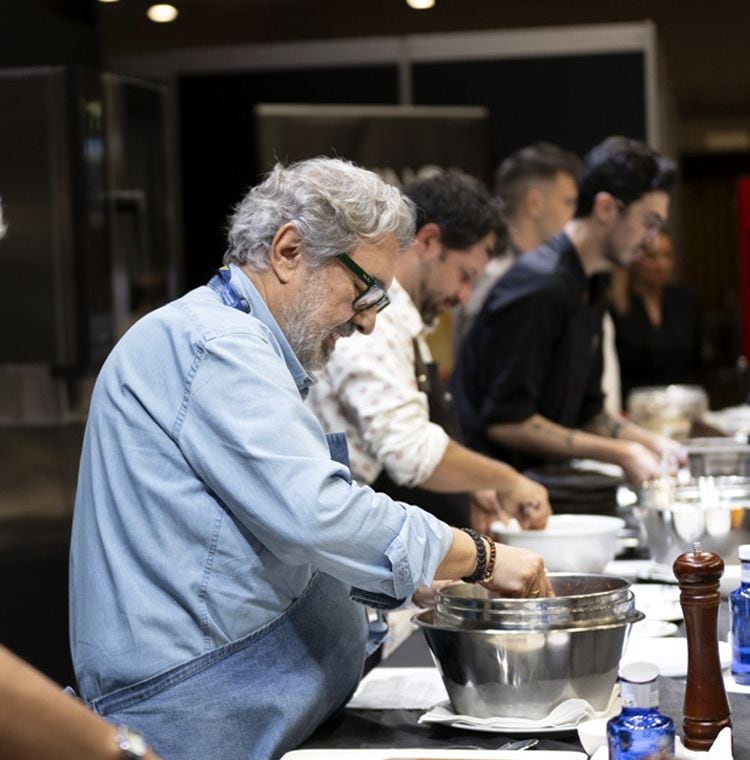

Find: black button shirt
<box><xmin>451</xmin><ymin>232</ymin><xmax>608</xmax><ymax>472</ymax></box>
<box><xmin>610</xmin><ymin>283</ymin><xmax>702</xmax><ymax>407</ymax></box>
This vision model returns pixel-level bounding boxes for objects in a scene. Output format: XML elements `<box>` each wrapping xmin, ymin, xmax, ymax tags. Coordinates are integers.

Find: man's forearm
<box><xmin>585</xmin><ymin>411</ymin><xmax>665</xmax><ymax>455</ymax></box>
<box><xmin>434</xmin><ymin>527</ymin><xmax>482</xmax><ymax>580</ymax></box>
<box><xmin>419</xmin><ymin>438</ymin><xmax>521</xmax><ymax>493</ymax></box>
<box><xmin>583</xmin><ymin>411</ymin><xmax>623</xmax><ymax>439</ymax></box>
<box><xmin>487</xmin><ymin>413</ymin><xmax>629</xmax><ymax>465</ymax></box>
<box><xmin>0</xmin><ymin>646</ymin><xmax>159</xmax><ymax>759</ymax></box>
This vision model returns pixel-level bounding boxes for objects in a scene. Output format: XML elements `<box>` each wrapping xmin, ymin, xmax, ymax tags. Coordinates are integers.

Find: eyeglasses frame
<box><xmin>335</xmin><ymin>253</ymin><xmax>390</xmax><ymax>313</ymax></box>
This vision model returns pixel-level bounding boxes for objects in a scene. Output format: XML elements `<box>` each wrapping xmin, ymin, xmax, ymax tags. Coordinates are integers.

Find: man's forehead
<box><xmin>636</xmin><ymin>190</ymin><xmax>669</xmax><ymax>215</ymax></box>
<box><xmin>541</xmin><ymin>171</ymin><xmax>576</xmax><ymax>196</ymax></box>
<box><xmin>350</xmin><ymin>235</ymin><xmax>398</xmax><ymax>279</ymax></box>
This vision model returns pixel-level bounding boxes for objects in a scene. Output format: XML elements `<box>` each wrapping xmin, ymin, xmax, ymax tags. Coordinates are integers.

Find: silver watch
<box><xmin>115</xmin><ymin>725</ymin><xmax>149</xmax><ymax>759</ymax></box>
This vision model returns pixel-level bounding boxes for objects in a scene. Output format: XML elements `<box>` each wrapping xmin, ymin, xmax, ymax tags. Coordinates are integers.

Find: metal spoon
<box><xmin>442</xmin><ymin>736</ymin><xmax>540</xmax><ymax>752</ymax></box>
<box><xmin>497</xmin><ymin>737</ymin><xmax>539</xmax><ymax>750</ymax></box>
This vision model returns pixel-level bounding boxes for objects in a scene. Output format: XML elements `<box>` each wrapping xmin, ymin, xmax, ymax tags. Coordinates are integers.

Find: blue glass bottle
<box><xmin>607</xmin><ymin>661</ymin><xmax>675</xmax><ymax>759</ymax></box>
<box><xmin>730</xmin><ymin>544</ymin><xmax>750</xmax><ymax>685</ymax></box>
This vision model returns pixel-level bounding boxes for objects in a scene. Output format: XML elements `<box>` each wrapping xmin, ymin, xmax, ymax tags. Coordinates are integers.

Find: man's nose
<box><xmin>457</xmin><ymin>281</ymin><xmax>474</xmax><ymax>305</ymax></box>
<box><xmin>352</xmin><ymin>307</ymin><xmax>377</xmax><ymax>335</ymax></box>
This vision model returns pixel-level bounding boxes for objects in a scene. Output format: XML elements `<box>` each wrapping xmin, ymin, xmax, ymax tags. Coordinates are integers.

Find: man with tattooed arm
<box><xmin>451</xmin><ymin>136</ymin><xmax>685</xmax><ymax>486</ymax></box>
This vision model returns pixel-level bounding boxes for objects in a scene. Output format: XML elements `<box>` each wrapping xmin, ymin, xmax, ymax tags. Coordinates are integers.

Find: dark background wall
<box><xmin>179</xmin><ymin>65</ymin><xmax>400</xmax><ymax>287</ymax></box>
<box><xmin>92</xmin><ymin>0</ymin><xmax>750</xmax><ymax>121</ymax></box>
<box><xmin>3</xmin><ymin>1</ymin><xmax>750</xmax><ymax>121</ymax></box>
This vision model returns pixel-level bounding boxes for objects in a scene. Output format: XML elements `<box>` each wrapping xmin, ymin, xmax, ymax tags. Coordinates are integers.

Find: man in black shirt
<box><xmin>452</xmin><ymin>136</ymin><xmax>685</xmax><ymax>486</ymax></box>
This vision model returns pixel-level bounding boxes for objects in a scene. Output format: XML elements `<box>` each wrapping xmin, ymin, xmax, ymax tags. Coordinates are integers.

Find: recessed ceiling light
<box><xmin>97</xmin><ymin>0</ymin><xmax>120</xmax><ymax>3</ymax></box>
<box><xmin>406</xmin><ymin>0</ymin><xmax>435</xmax><ymax>8</ymax></box>
<box><xmin>147</xmin><ymin>4</ymin><xmax>179</xmax><ymax>23</ymax></box>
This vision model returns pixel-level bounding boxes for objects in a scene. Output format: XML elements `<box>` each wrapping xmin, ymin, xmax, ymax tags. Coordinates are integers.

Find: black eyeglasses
<box><xmin>335</xmin><ymin>253</ymin><xmax>390</xmax><ymax>313</ymax></box>
<box><xmin>614</xmin><ymin>197</ymin><xmax>665</xmax><ymax>237</ymax></box>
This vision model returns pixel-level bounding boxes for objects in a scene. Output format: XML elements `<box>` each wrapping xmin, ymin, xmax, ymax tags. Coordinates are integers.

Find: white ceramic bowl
<box><xmin>577</xmin><ymin>716</ymin><xmax>609</xmax><ymax>756</ymax></box>
<box><xmin>492</xmin><ymin>514</ymin><xmax>625</xmax><ymax>573</ymax></box>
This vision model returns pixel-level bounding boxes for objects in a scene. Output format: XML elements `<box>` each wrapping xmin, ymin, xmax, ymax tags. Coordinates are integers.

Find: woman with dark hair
<box><xmin>609</xmin><ymin>230</ymin><xmax>703</xmax><ymax>406</ymax></box>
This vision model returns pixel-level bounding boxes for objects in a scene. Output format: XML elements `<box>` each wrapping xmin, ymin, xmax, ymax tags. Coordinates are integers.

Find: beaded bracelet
<box><xmin>482</xmin><ymin>536</ymin><xmax>497</xmax><ymax>582</ymax></box>
<box><xmin>460</xmin><ymin>527</ymin><xmax>488</xmax><ymax>583</ymax></box>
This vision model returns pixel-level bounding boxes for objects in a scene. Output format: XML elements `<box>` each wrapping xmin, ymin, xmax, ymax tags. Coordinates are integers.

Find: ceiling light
<box><xmin>97</xmin><ymin>0</ymin><xmax>120</xmax><ymax>3</ymax></box>
<box><xmin>406</xmin><ymin>0</ymin><xmax>435</xmax><ymax>8</ymax></box>
<box><xmin>147</xmin><ymin>4</ymin><xmax>179</xmax><ymax>23</ymax></box>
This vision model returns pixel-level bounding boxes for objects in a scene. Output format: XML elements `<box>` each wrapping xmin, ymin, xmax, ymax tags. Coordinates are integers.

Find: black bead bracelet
<box><xmin>460</xmin><ymin>527</ymin><xmax>488</xmax><ymax>583</ymax></box>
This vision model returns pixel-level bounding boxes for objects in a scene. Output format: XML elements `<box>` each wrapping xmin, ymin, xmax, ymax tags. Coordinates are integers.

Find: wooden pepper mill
<box><xmin>673</xmin><ymin>541</ymin><xmax>732</xmax><ymax>751</ymax></box>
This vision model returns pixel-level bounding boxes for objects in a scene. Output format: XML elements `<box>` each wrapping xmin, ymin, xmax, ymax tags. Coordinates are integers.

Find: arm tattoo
<box><xmin>587</xmin><ymin>412</ymin><xmax>622</xmax><ymax>438</ymax></box>
<box><xmin>529</xmin><ymin>419</ymin><xmax>578</xmax><ymax>450</ymax></box>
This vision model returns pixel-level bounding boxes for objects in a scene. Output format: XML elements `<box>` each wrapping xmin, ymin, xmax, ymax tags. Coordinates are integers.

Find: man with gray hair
<box><xmin>69</xmin><ymin>157</ymin><xmax>550</xmax><ymax>760</ymax></box>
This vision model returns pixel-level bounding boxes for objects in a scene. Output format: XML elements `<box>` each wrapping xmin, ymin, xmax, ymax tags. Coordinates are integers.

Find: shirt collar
<box><xmin>557</xmin><ymin>232</ymin><xmax>609</xmax><ymax>305</ymax></box>
<box><xmin>226</xmin><ymin>264</ymin><xmax>315</xmax><ymax>396</ymax></box>
<box><xmin>388</xmin><ymin>278</ymin><xmax>428</xmax><ymax>338</ymax></box>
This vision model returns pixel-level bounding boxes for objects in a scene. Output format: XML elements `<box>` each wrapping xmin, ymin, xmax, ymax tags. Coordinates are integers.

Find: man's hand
<box><xmin>646</xmin><ymin>433</ymin><xmax>687</xmax><ymax>471</ymax></box>
<box><xmin>481</xmin><ymin>543</ymin><xmax>554</xmax><ymax>597</ymax></box>
<box><xmin>469</xmin><ymin>489</ymin><xmax>506</xmax><ymax>534</ymax></box>
<box><xmin>496</xmin><ymin>473</ymin><xmax>551</xmax><ymax>529</ymax></box>
<box><xmin>617</xmin><ymin>441</ymin><xmax>662</xmax><ymax>485</ymax></box>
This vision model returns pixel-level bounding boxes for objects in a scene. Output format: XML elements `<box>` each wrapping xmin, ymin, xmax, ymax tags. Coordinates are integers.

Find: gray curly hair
<box><xmin>224</xmin><ymin>157</ymin><xmax>416</xmax><ymax>270</ymax></box>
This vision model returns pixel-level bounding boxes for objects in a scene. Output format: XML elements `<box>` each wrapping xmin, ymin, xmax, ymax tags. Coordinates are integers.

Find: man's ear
<box><xmin>268</xmin><ymin>223</ymin><xmax>304</xmax><ymax>284</ymax></box>
<box><xmin>592</xmin><ymin>191</ymin><xmax>620</xmax><ymax>226</ymax></box>
<box><xmin>414</xmin><ymin>222</ymin><xmax>442</xmax><ymax>259</ymax></box>
<box><xmin>525</xmin><ymin>186</ymin><xmax>544</xmax><ymax>217</ymax></box>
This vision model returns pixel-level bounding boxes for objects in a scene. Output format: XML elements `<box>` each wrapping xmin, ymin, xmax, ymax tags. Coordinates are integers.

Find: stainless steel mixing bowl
<box><xmin>414</xmin><ymin>605</ymin><xmax>642</xmax><ymax>720</ymax></box>
<box><xmin>435</xmin><ymin>575</ymin><xmax>635</xmax><ymax>630</ymax></box>
<box><xmin>637</xmin><ymin>476</ymin><xmax>750</xmax><ymax>567</ymax></box>
<box><xmin>685</xmin><ymin>438</ymin><xmax>750</xmax><ymax>478</ymax></box>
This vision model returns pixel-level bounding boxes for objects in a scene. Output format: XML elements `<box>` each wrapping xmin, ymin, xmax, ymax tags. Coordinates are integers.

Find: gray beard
<box><xmin>277</xmin><ymin>278</ymin><xmax>354</xmax><ymax>373</ymax></box>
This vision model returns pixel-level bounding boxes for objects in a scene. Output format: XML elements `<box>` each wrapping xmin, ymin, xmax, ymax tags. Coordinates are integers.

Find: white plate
<box><xmin>426</xmin><ymin>719</ymin><xmax>598</xmax><ymax>736</ymax></box>
<box><xmin>630</xmin><ymin>583</ymin><xmax>684</xmax><ymax>622</ymax></box>
<box><xmin>418</xmin><ymin>691</ymin><xmax>620</xmax><ymax>736</ymax></box>
<box><xmin>629</xmin><ymin>618</ymin><xmax>679</xmax><ymax>638</ymax></box>
<box><xmin>636</xmin><ymin>563</ymin><xmax>743</xmax><ymax>599</ymax></box>
<box><xmin>636</xmin><ymin>563</ymin><xmax>678</xmax><ymax>585</ymax></box>
<box><xmin>281</xmin><ymin>751</ymin><xmax>587</xmax><ymax>759</ymax></box>
<box><xmin>622</xmin><ymin>637</ymin><xmax>731</xmax><ymax>677</ymax></box>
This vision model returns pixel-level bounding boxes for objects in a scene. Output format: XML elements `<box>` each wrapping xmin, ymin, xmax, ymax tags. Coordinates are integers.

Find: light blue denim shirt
<box><xmin>69</xmin><ymin>265</ymin><xmax>452</xmax><ymax>701</ymax></box>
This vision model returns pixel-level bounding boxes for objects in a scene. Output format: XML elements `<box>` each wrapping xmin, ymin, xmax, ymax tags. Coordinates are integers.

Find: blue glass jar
<box><xmin>607</xmin><ymin>661</ymin><xmax>675</xmax><ymax>759</ymax></box>
<box><xmin>730</xmin><ymin>544</ymin><xmax>750</xmax><ymax>685</ymax></box>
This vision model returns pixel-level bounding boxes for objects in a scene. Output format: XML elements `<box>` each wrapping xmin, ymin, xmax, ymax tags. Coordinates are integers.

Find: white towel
<box><xmin>419</xmin><ymin>687</ymin><xmax>619</xmax><ymax>731</ymax></box>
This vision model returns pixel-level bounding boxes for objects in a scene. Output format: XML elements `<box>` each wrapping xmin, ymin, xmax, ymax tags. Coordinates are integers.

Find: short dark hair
<box><xmin>404</xmin><ymin>169</ymin><xmax>503</xmax><ymax>252</ymax></box>
<box><xmin>494</xmin><ymin>142</ymin><xmax>582</xmax><ymax>217</ymax></box>
<box><xmin>575</xmin><ymin>135</ymin><xmax>677</xmax><ymax>218</ymax></box>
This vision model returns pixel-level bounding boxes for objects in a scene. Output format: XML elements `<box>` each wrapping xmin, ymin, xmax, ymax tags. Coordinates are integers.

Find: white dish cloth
<box><xmin>419</xmin><ymin>687</ymin><xmax>619</xmax><ymax>731</ymax></box>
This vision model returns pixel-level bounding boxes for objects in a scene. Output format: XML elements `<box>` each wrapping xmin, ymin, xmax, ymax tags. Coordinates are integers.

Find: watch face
<box><xmin>116</xmin><ymin>726</ymin><xmax>148</xmax><ymax>758</ymax></box>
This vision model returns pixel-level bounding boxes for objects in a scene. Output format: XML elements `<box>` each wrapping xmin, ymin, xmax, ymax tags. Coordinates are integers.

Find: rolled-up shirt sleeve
<box><xmin>178</xmin><ymin>330</ymin><xmax>453</xmax><ymax>603</ymax></box>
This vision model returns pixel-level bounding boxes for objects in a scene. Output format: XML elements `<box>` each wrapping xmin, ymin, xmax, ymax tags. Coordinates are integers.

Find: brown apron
<box><xmin>371</xmin><ymin>339</ymin><xmax>470</xmax><ymax>527</ymax></box>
